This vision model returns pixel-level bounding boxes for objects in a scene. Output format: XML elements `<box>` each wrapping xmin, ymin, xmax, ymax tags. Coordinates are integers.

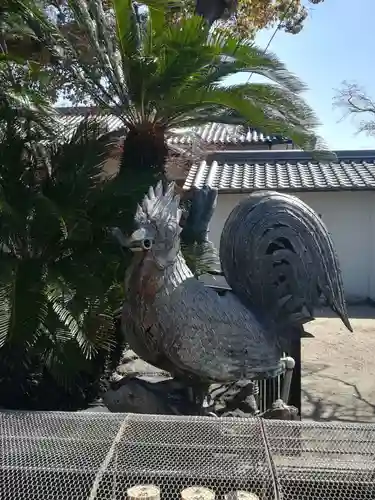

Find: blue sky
<box><xmin>254</xmin><ymin>0</ymin><xmax>375</xmax><ymax>150</ymax></box>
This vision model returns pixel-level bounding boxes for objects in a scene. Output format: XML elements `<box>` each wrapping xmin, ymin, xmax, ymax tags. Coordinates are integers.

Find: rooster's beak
<box><xmin>126</xmin><ymin>228</ymin><xmax>154</xmax><ymax>252</ymax></box>
<box><xmin>112</xmin><ymin>227</ymin><xmax>152</xmax><ymax>252</ymax></box>
<box><xmin>125</xmin><ymin>228</ymin><xmax>147</xmax><ymax>251</ymax></box>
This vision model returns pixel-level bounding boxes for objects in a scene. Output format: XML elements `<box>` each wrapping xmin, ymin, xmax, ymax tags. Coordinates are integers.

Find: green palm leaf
<box><xmin>0</xmin><ymin>259</ymin><xmax>48</xmax><ymax>348</ymax></box>
<box><xmin>0</xmin><ymin>101</ymin><xmax>124</xmax><ymax>403</ymax></box>
<box><xmin>44</xmin><ymin>2</ymin><xmax>325</xmax><ymax>153</ymax></box>
<box><xmin>6</xmin><ymin>0</ymin><xmax>328</xmax><ymax>154</ymax></box>
<box><xmin>0</xmin><ymin>282</ymin><xmax>14</xmax><ymax>349</ymax></box>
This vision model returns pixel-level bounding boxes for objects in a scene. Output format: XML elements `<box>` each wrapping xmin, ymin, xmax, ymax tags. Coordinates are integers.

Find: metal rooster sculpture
<box><xmin>117</xmin><ymin>181</ymin><xmax>352</xmax><ymax>414</ymax></box>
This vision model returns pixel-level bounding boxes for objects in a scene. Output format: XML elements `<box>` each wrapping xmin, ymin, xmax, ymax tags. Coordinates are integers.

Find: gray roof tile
<box><xmin>55</xmin><ymin>107</ymin><xmax>290</xmax><ymax>146</ymax></box>
<box><xmin>55</xmin><ymin>108</ymin><xmax>123</xmax><ymax>139</ymax></box>
<box><xmin>167</xmin><ymin>122</ymin><xmax>291</xmax><ymax>145</ymax></box>
<box><xmin>183</xmin><ymin>150</ymin><xmax>375</xmax><ymax>192</ymax></box>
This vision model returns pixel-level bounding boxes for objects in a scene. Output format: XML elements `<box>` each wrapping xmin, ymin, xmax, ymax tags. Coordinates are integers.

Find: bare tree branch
<box><xmin>333</xmin><ymin>81</ymin><xmax>375</xmax><ymax>137</ymax></box>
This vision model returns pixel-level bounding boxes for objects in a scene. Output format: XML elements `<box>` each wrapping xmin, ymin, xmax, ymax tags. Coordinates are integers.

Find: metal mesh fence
<box><xmin>264</xmin><ymin>419</ymin><xmax>375</xmax><ymax>500</ymax></box>
<box><xmin>1</xmin><ymin>411</ymin><xmax>375</xmax><ymax>500</ymax></box>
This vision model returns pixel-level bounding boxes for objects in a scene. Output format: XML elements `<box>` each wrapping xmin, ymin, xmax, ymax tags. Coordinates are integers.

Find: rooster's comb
<box><xmin>135</xmin><ymin>181</ymin><xmax>182</xmax><ymax>225</ymax></box>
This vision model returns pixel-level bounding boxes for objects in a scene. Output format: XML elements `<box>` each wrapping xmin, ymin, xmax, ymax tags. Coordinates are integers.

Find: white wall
<box><xmin>209</xmin><ymin>191</ymin><xmax>375</xmax><ymax>303</ymax></box>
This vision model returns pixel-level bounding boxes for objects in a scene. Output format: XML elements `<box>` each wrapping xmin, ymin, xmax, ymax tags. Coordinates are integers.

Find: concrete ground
<box><xmin>302</xmin><ymin>305</ymin><xmax>375</xmax><ymax>423</ymax></box>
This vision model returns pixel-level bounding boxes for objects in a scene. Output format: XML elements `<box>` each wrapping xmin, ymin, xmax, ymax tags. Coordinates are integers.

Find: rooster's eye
<box><xmin>142</xmin><ymin>239</ymin><xmax>153</xmax><ymax>250</ymax></box>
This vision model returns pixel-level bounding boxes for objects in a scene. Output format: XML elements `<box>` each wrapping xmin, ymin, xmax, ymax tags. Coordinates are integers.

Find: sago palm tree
<box><xmin>1</xmin><ymin>0</ymin><xmax>59</xmax><ymax>135</ymax></box>
<box><xmin>66</xmin><ymin>1</ymin><xmax>321</xmax><ymax>156</ymax></box>
<box><xmin>0</xmin><ymin>106</ymin><xmax>128</xmax><ymax>409</ymax></box>
<box><xmin>27</xmin><ymin>0</ymin><xmax>324</xmax><ymax>230</ymax></box>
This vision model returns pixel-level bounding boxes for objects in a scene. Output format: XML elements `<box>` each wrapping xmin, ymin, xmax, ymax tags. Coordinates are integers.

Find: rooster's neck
<box><xmin>164</xmin><ymin>251</ymin><xmax>194</xmax><ymax>291</ymax></box>
<box><xmin>126</xmin><ymin>250</ymin><xmax>193</xmax><ymax>300</ymax></box>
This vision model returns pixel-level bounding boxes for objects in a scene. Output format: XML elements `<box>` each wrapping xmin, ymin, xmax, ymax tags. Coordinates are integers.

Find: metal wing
<box><xmin>153</xmin><ymin>278</ymin><xmax>284</xmax><ymax>383</ymax></box>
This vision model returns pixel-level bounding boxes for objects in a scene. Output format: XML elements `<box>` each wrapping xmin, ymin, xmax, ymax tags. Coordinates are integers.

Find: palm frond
<box><xmin>0</xmin><ymin>259</ymin><xmax>48</xmax><ymax>348</ymax></box>
<box><xmin>47</xmin><ymin>287</ymin><xmax>94</xmax><ymax>359</ymax></box>
<box><xmin>0</xmin><ymin>282</ymin><xmax>14</xmax><ymax>349</ymax></box>
<box><xmin>214</xmin><ymin>37</ymin><xmax>308</xmax><ymax>94</ymax></box>
<box><xmin>27</xmin><ymin>1</ymin><xmax>325</xmax><ymax>152</ymax></box>
<box><xmin>8</xmin><ymin>1</ymin><xmax>327</xmax><ymax>152</ymax></box>
<box><xmin>0</xmin><ymin>100</ymin><xmax>125</xmax><ymax>400</ymax></box>
<box><xmin>1</xmin><ymin>1</ymin><xmax>60</xmax><ymax>133</ymax></box>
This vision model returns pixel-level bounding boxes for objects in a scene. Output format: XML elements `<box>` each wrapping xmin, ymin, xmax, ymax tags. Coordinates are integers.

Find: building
<box><xmin>184</xmin><ymin>149</ymin><xmax>375</xmax><ymax>303</ymax></box>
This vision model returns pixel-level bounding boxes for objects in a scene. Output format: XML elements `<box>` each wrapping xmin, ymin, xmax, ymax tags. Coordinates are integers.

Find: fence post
<box><xmin>288</xmin><ymin>328</ymin><xmax>302</xmax><ymax>418</ymax></box>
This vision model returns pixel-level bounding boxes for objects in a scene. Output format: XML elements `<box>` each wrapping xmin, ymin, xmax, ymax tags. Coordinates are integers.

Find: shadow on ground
<box><xmin>302</xmin><ymin>374</ymin><xmax>375</xmax><ymax>423</ymax></box>
<box><xmin>301</xmin><ymin>306</ymin><xmax>375</xmax><ymax>423</ymax></box>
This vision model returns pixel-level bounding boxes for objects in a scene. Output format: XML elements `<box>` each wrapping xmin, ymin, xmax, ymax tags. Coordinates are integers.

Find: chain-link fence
<box><xmin>1</xmin><ymin>411</ymin><xmax>375</xmax><ymax>500</ymax></box>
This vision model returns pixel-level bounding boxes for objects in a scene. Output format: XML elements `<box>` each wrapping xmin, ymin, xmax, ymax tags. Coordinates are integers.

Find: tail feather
<box><xmin>220</xmin><ymin>190</ymin><xmax>352</xmax><ymax>332</ymax></box>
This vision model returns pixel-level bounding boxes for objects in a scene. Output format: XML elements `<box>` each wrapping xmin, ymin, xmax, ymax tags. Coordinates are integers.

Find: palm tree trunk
<box><xmin>120</xmin><ymin>124</ymin><xmax>168</xmax><ymax>174</ymax></box>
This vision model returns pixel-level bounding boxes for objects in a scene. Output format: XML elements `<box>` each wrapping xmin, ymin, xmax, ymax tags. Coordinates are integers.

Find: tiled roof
<box><xmin>183</xmin><ymin>150</ymin><xmax>375</xmax><ymax>192</ymax></box>
<box><xmin>55</xmin><ymin>107</ymin><xmax>123</xmax><ymax>139</ymax></box>
<box><xmin>55</xmin><ymin>107</ymin><xmax>291</xmax><ymax>146</ymax></box>
<box><xmin>167</xmin><ymin>123</ymin><xmax>291</xmax><ymax>146</ymax></box>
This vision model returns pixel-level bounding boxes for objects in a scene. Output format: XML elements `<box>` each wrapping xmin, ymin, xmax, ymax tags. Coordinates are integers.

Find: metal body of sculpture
<box><xmin>117</xmin><ymin>181</ymin><xmax>352</xmax><ymax>414</ymax></box>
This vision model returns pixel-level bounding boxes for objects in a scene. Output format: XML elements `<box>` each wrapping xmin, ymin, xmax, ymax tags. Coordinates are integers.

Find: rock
<box><xmin>260</xmin><ymin>399</ymin><xmax>299</xmax><ymax>420</ymax></box>
<box><xmin>116</xmin><ymin>349</ymin><xmax>171</xmax><ymax>380</ymax></box>
<box><xmin>80</xmin><ymin>405</ymin><xmax>110</xmax><ymax>413</ymax></box>
<box><xmin>220</xmin><ymin>409</ymin><xmax>248</xmax><ymax>418</ymax></box>
<box><xmin>102</xmin><ymin>376</ymin><xmax>202</xmax><ymax>415</ymax></box>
